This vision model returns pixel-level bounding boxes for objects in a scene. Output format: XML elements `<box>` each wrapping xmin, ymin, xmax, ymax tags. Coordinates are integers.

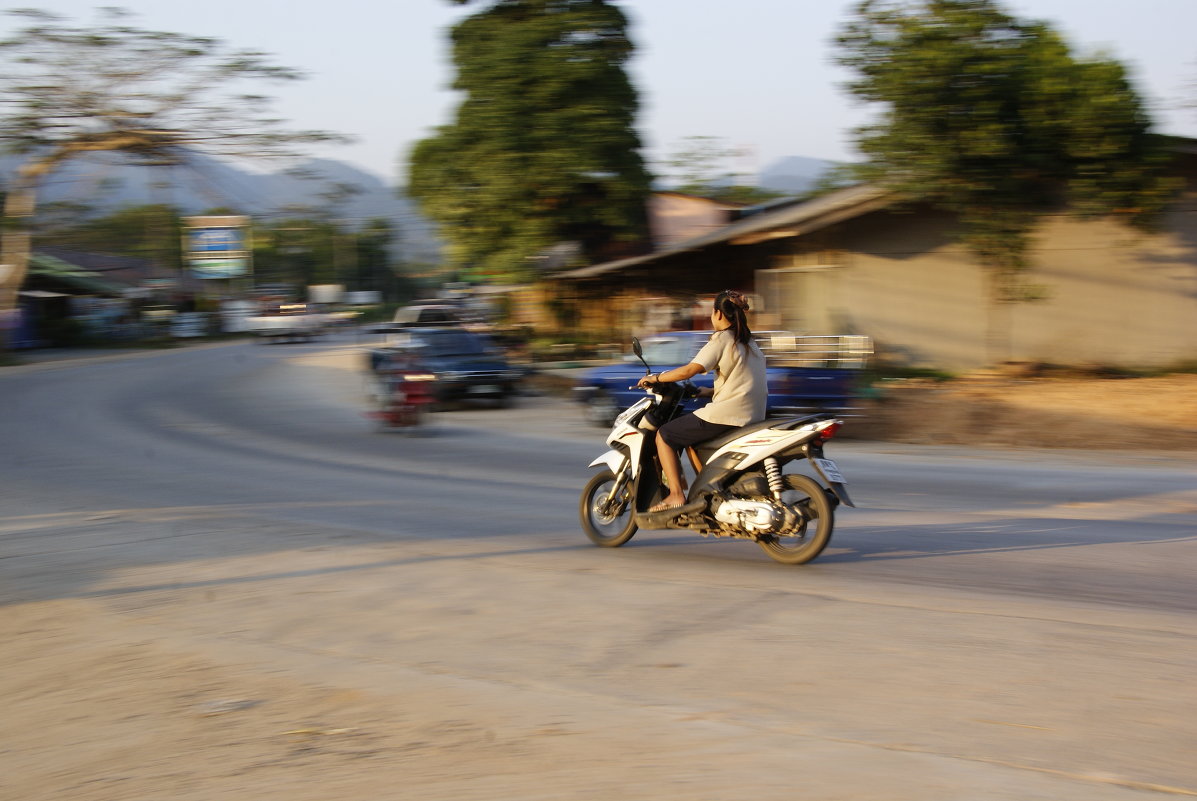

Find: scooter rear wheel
<box><xmin>580</xmin><ymin>469</ymin><xmax>638</xmax><ymax>547</ymax></box>
<box><xmin>756</xmin><ymin>474</ymin><xmax>834</xmax><ymax>565</ymax></box>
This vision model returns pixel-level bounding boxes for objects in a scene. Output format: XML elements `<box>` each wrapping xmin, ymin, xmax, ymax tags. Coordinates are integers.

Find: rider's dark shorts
<box><xmin>658</xmin><ymin>412</ymin><xmax>735</xmax><ymax>451</ymax></box>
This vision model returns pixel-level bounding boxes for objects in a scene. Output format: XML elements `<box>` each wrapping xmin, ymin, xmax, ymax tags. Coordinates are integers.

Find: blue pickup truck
<box><xmin>572</xmin><ymin>330</ymin><xmax>871</xmax><ymax>427</ymax></box>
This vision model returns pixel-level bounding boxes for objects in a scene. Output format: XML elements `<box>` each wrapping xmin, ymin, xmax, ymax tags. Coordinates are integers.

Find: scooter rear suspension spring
<box><xmin>764</xmin><ymin>457</ymin><xmax>784</xmax><ymax>498</ymax></box>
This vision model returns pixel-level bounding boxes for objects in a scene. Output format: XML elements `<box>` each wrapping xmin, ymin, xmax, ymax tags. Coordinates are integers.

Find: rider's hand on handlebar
<box><xmin>636</xmin><ymin>373</ymin><xmax>660</xmax><ymax>389</ymax></box>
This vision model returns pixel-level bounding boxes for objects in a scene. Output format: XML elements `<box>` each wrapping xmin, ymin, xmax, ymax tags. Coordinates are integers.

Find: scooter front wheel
<box><xmin>756</xmin><ymin>474</ymin><xmax>834</xmax><ymax>565</ymax></box>
<box><xmin>580</xmin><ymin>469</ymin><xmax>638</xmax><ymax>547</ymax></box>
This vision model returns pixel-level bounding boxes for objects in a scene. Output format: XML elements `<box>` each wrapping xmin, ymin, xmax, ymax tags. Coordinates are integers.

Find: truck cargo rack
<box><xmin>757</xmin><ymin>333</ymin><xmax>873</xmax><ymax>369</ymax></box>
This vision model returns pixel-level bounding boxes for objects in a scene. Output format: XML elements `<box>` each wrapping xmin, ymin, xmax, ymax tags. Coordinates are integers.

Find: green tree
<box><xmin>353</xmin><ymin>218</ymin><xmax>401</xmax><ymax>301</ymax></box>
<box><xmin>354</xmin><ymin>218</ymin><xmax>426</xmax><ymax>304</ymax></box>
<box><xmin>0</xmin><ymin>7</ymin><xmax>341</xmax><ymax>349</ymax></box>
<box><xmin>409</xmin><ymin>0</ymin><xmax>651</xmax><ymax>283</ymax></box>
<box><xmin>250</xmin><ymin>217</ymin><xmax>342</xmax><ymax>291</ymax></box>
<box><xmin>40</xmin><ymin>204</ymin><xmax>186</xmax><ymax>271</ymax></box>
<box><xmin>836</xmin><ymin>0</ymin><xmax>1180</xmax><ymax>361</ymax></box>
<box><xmin>247</xmin><ymin>215</ymin><xmax>411</xmax><ymax>300</ymax></box>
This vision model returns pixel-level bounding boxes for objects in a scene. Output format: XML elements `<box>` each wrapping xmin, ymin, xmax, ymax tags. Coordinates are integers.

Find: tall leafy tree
<box><xmin>836</xmin><ymin>0</ymin><xmax>1180</xmax><ymax>361</ymax></box>
<box><xmin>353</xmin><ymin>218</ymin><xmax>421</xmax><ymax>303</ymax></box>
<box><xmin>0</xmin><ymin>7</ymin><xmax>341</xmax><ymax>349</ymax></box>
<box><xmin>409</xmin><ymin>0</ymin><xmax>651</xmax><ymax>283</ymax></box>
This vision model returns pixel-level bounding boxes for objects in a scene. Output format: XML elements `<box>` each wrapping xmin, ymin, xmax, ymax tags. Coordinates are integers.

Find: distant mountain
<box><xmin>3</xmin><ymin>149</ymin><xmax>846</xmax><ymax>263</ymax></box>
<box><xmin>0</xmin><ymin>150</ymin><xmax>441</xmax><ymax>261</ymax></box>
<box><xmin>758</xmin><ymin>156</ymin><xmax>839</xmax><ymax>195</ymax></box>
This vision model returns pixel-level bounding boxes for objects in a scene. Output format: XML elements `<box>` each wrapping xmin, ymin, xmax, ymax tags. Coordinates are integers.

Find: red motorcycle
<box><xmin>368</xmin><ymin>349</ymin><xmax>436</xmax><ymax>431</ymax></box>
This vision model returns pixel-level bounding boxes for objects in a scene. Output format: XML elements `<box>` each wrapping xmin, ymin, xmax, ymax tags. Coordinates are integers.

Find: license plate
<box><xmin>814</xmin><ymin>458</ymin><xmax>847</xmax><ymax>484</ymax></box>
<box><xmin>468</xmin><ymin>384</ymin><xmax>499</xmax><ymax>394</ymax></box>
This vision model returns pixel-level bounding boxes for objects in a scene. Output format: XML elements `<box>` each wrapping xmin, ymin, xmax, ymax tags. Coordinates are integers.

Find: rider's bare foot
<box><xmin>649</xmin><ymin>494</ymin><xmax>687</xmax><ymax>513</ymax></box>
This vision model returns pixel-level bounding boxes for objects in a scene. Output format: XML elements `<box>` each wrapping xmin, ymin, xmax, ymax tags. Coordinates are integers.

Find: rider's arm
<box><xmin>638</xmin><ymin>361</ymin><xmax>705</xmax><ymax>387</ymax></box>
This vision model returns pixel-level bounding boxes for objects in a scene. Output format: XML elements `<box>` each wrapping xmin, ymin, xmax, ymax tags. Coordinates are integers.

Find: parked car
<box><xmin>573</xmin><ymin>330</ymin><xmax>870</xmax><ymax>427</ymax></box>
<box><xmin>369</xmin><ymin>326</ymin><xmax>525</xmax><ymax>406</ymax></box>
<box><xmin>244</xmin><ymin>303</ymin><xmax>329</xmax><ymax>343</ymax></box>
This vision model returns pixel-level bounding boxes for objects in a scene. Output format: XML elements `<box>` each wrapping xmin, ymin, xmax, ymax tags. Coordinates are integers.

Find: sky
<box><xmin>4</xmin><ymin>0</ymin><xmax>1197</xmax><ymax>185</ymax></box>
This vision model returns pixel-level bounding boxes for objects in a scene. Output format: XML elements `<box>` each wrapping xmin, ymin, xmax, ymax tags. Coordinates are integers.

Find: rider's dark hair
<box><xmin>714</xmin><ymin>289</ymin><xmax>753</xmax><ymax>347</ymax></box>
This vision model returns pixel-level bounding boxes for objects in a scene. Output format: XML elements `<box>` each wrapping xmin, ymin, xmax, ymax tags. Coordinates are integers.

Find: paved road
<box><xmin>3</xmin><ymin>340</ymin><xmax>1196</xmax><ymax>800</ymax></box>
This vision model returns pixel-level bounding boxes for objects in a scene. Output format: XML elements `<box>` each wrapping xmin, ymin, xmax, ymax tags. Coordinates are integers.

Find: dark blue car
<box><xmin>572</xmin><ymin>331</ymin><xmax>862</xmax><ymax>427</ymax></box>
<box><xmin>370</xmin><ymin>326</ymin><xmax>525</xmax><ymax>406</ymax></box>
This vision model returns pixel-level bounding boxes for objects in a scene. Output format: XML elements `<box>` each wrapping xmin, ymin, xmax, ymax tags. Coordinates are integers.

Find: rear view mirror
<box><xmin>631</xmin><ymin>337</ymin><xmax>651</xmax><ymax>372</ymax></box>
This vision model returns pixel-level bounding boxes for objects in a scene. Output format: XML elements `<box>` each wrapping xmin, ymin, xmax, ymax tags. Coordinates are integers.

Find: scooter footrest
<box><xmin>635</xmin><ymin>499</ymin><xmax>707</xmax><ymax>529</ymax></box>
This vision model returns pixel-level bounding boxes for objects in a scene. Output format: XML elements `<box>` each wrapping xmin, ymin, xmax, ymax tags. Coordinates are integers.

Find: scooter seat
<box><xmin>694</xmin><ymin>418</ymin><xmax>777</xmax><ymax>455</ymax></box>
<box><xmin>691</xmin><ymin>413</ymin><xmax>836</xmax><ymax>460</ymax></box>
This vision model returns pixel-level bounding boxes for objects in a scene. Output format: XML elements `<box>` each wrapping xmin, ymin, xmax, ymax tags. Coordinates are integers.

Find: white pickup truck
<box><xmin>244</xmin><ymin>303</ymin><xmax>330</xmax><ymax>343</ymax></box>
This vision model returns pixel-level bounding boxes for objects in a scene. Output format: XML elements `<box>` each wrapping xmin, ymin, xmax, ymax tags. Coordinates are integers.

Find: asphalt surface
<box><xmin>3</xmin><ymin>337</ymin><xmax>1196</xmax><ymax>800</ymax></box>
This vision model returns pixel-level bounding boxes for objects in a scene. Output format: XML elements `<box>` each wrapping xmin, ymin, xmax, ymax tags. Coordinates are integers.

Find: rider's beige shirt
<box><xmin>690</xmin><ymin>329</ymin><xmax>767</xmax><ymax>426</ymax></box>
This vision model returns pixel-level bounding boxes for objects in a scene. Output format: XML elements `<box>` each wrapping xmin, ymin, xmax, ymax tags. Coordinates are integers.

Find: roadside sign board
<box><xmin>183</xmin><ymin>216</ymin><xmax>252</xmax><ymax>279</ymax></box>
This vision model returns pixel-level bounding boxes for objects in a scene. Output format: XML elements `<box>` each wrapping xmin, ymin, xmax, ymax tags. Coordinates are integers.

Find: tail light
<box><xmin>816</xmin><ymin>420</ymin><xmax>842</xmax><ymax>441</ymax></box>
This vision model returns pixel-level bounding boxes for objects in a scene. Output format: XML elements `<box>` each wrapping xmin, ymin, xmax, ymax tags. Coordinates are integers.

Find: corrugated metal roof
<box><xmin>555</xmin><ymin>183</ymin><xmax>894</xmax><ymax>280</ymax></box>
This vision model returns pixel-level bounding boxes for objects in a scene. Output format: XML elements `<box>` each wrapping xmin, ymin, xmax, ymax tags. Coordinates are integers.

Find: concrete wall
<box><xmin>1010</xmin><ymin>205</ymin><xmax>1197</xmax><ymax>368</ymax></box>
<box><xmin>771</xmin><ymin>196</ymin><xmax>1197</xmax><ymax>371</ymax></box>
<box><xmin>768</xmin><ymin>209</ymin><xmax>990</xmax><ymax>369</ymax></box>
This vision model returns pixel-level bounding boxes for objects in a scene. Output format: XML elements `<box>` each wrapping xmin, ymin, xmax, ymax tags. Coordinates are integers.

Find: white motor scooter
<box><xmin>579</xmin><ymin>337</ymin><xmax>853</xmax><ymax>565</ymax></box>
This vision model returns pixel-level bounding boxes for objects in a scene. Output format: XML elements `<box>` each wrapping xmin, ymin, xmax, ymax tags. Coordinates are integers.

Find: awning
<box><xmin>27</xmin><ymin>253</ymin><xmax>128</xmax><ymax>295</ymax></box>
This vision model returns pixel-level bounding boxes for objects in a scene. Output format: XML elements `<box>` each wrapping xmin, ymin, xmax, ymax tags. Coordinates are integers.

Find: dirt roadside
<box><xmin>845</xmin><ymin>373</ymin><xmax>1197</xmax><ymax>450</ymax></box>
<box><xmin>525</xmin><ymin>365</ymin><xmax>1197</xmax><ymax>452</ymax></box>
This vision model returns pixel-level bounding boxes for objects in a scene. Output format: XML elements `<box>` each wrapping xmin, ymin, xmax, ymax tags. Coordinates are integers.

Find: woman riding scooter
<box><xmin>636</xmin><ymin>289</ymin><xmax>767</xmax><ymax>512</ymax></box>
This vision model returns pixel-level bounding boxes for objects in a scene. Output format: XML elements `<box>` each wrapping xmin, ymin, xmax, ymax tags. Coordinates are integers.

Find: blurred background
<box><xmin>2</xmin><ymin>0</ymin><xmax>1195</xmax><ymax>382</ymax></box>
